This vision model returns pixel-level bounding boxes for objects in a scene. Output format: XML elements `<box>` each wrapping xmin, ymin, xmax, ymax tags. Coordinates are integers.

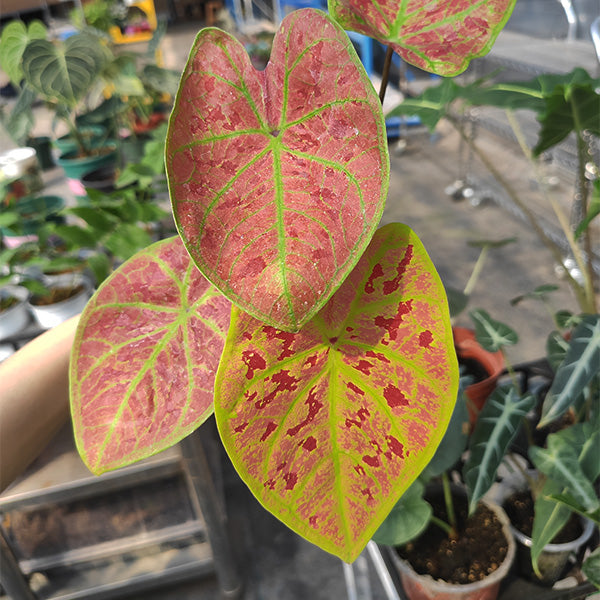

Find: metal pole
<box><xmin>0</xmin><ymin>527</ymin><xmax>36</xmax><ymax>600</ymax></box>
<box><xmin>179</xmin><ymin>430</ymin><xmax>243</xmax><ymax>600</ymax></box>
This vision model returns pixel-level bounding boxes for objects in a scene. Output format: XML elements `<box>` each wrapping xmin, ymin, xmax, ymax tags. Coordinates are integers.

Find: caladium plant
<box><xmin>70</xmin><ymin>3</ymin><xmax>515</xmax><ymax>562</ymax></box>
<box><xmin>328</xmin><ymin>0</ymin><xmax>517</xmax><ymax>76</ymax></box>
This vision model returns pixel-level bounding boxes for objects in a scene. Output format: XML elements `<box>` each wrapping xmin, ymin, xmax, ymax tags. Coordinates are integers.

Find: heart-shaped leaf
<box><xmin>215</xmin><ymin>222</ymin><xmax>458</xmax><ymax>562</ymax></box>
<box><xmin>328</xmin><ymin>0</ymin><xmax>517</xmax><ymax>76</ymax></box>
<box><xmin>0</xmin><ymin>19</ymin><xmax>46</xmax><ymax>86</ymax></box>
<box><xmin>166</xmin><ymin>9</ymin><xmax>389</xmax><ymax>332</ymax></box>
<box><xmin>70</xmin><ymin>236</ymin><xmax>231</xmax><ymax>474</ymax></box>
<box><xmin>22</xmin><ymin>32</ymin><xmax>108</xmax><ymax>108</ymax></box>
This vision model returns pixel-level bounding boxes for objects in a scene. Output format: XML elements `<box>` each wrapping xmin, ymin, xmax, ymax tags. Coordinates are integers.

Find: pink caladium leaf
<box><xmin>166</xmin><ymin>8</ymin><xmax>389</xmax><ymax>333</ymax></box>
<box><xmin>70</xmin><ymin>236</ymin><xmax>231</xmax><ymax>475</ymax></box>
<box><xmin>328</xmin><ymin>0</ymin><xmax>517</xmax><ymax>76</ymax></box>
<box><xmin>215</xmin><ymin>222</ymin><xmax>458</xmax><ymax>562</ymax></box>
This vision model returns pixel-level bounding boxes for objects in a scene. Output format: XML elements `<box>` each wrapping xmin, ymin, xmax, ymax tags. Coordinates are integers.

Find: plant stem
<box><xmin>463</xmin><ymin>246</ymin><xmax>489</xmax><ymax>297</ymax></box>
<box><xmin>505</xmin><ymin>110</ymin><xmax>594</xmax><ymax>313</ymax></box>
<box><xmin>430</xmin><ymin>515</ymin><xmax>455</xmax><ymax>537</ymax></box>
<box><xmin>446</xmin><ymin>113</ymin><xmax>589</xmax><ymax>311</ymax></box>
<box><xmin>569</xmin><ymin>94</ymin><xmax>598</xmax><ymax>312</ymax></box>
<box><xmin>379</xmin><ymin>46</ymin><xmax>394</xmax><ymax>105</ymax></box>
<box><xmin>441</xmin><ymin>471</ymin><xmax>458</xmax><ymax>537</ymax></box>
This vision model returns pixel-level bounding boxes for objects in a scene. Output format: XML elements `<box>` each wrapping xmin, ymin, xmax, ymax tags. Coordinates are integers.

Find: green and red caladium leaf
<box><xmin>70</xmin><ymin>236</ymin><xmax>231</xmax><ymax>475</ymax></box>
<box><xmin>328</xmin><ymin>0</ymin><xmax>517</xmax><ymax>76</ymax></box>
<box><xmin>215</xmin><ymin>222</ymin><xmax>458</xmax><ymax>562</ymax></box>
<box><xmin>166</xmin><ymin>9</ymin><xmax>388</xmax><ymax>333</ymax></box>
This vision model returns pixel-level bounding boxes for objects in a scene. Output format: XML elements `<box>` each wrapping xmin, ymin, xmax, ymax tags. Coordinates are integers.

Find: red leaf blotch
<box><xmin>283</xmin><ymin>471</ymin><xmax>298</xmax><ymax>490</ymax></box>
<box><xmin>287</xmin><ymin>386</ymin><xmax>323</xmax><ymax>437</ymax></box>
<box><xmin>354</xmin><ymin>359</ymin><xmax>374</xmax><ymax>375</ymax></box>
<box><xmin>383</xmin><ymin>245</ymin><xmax>413</xmax><ymax>295</ymax></box>
<box><xmin>365</xmin><ymin>262</ymin><xmax>384</xmax><ymax>293</ymax></box>
<box><xmin>256</xmin><ymin>369</ymin><xmax>300</xmax><ymax>409</ymax></box>
<box><xmin>362</xmin><ymin>454</ymin><xmax>380</xmax><ymax>468</ymax></box>
<box><xmin>365</xmin><ymin>350</ymin><xmax>390</xmax><ymax>364</ymax></box>
<box><xmin>261</xmin><ymin>421</ymin><xmax>278</xmax><ymax>442</ymax></box>
<box><xmin>346</xmin><ymin>381</ymin><xmax>365</xmax><ymax>396</ymax></box>
<box><xmin>383</xmin><ymin>384</ymin><xmax>409</xmax><ymax>408</ymax></box>
<box><xmin>262</xmin><ymin>326</ymin><xmax>296</xmax><ymax>360</ymax></box>
<box><xmin>242</xmin><ymin>350</ymin><xmax>267</xmax><ymax>379</ymax></box>
<box><xmin>419</xmin><ymin>330</ymin><xmax>434</xmax><ymax>347</ymax></box>
<box><xmin>385</xmin><ymin>435</ymin><xmax>405</xmax><ymax>459</ymax></box>
<box><xmin>302</xmin><ymin>436</ymin><xmax>318</xmax><ymax>451</ymax></box>
<box><xmin>374</xmin><ymin>299</ymin><xmax>413</xmax><ymax>340</ymax></box>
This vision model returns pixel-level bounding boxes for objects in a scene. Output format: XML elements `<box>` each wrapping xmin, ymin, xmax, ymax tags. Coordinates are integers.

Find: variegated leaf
<box><xmin>166</xmin><ymin>9</ymin><xmax>388</xmax><ymax>332</ymax></box>
<box><xmin>328</xmin><ymin>0</ymin><xmax>517</xmax><ymax>76</ymax></box>
<box><xmin>70</xmin><ymin>237</ymin><xmax>231</xmax><ymax>474</ymax></box>
<box><xmin>215</xmin><ymin>222</ymin><xmax>458</xmax><ymax>561</ymax></box>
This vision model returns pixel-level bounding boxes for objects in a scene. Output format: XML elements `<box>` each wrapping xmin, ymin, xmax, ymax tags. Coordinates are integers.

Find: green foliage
<box><xmin>22</xmin><ymin>33</ymin><xmax>109</xmax><ymax>109</ymax></box>
<box><xmin>582</xmin><ymin>547</ymin><xmax>600</xmax><ymax>589</ymax></box>
<box><xmin>469</xmin><ymin>309</ymin><xmax>518</xmax><ymax>352</ymax></box>
<box><xmin>539</xmin><ymin>314</ymin><xmax>600</xmax><ymax>427</ymax></box>
<box><xmin>464</xmin><ymin>387</ymin><xmax>536</xmax><ymax>513</ymax></box>
<box><xmin>529</xmin><ymin>422</ymin><xmax>600</xmax><ymax>571</ymax></box>
<box><xmin>372</xmin><ymin>480</ymin><xmax>431</xmax><ymax>546</ymax></box>
<box><xmin>0</xmin><ymin>19</ymin><xmax>47</xmax><ymax>86</ymax></box>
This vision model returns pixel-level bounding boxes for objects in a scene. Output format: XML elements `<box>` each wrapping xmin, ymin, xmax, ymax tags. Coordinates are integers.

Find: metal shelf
<box><xmin>0</xmin><ymin>423</ymin><xmax>241</xmax><ymax>599</ymax></box>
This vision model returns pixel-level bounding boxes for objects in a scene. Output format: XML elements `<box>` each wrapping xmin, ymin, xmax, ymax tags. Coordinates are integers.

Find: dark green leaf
<box><xmin>582</xmin><ymin>546</ymin><xmax>600</xmax><ymax>588</ymax></box>
<box><xmin>85</xmin><ymin>251</ymin><xmax>111</xmax><ymax>285</ymax></box>
<box><xmin>387</xmin><ymin>78</ymin><xmax>462</xmax><ymax>131</ymax></box>
<box><xmin>423</xmin><ymin>380</ymin><xmax>470</xmax><ymax>479</ymax></box>
<box><xmin>540</xmin><ymin>314</ymin><xmax>600</xmax><ymax>427</ymax></box>
<box><xmin>470</xmin><ymin>308</ymin><xmax>518</xmax><ymax>352</ymax></box>
<box><xmin>22</xmin><ymin>32</ymin><xmax>108</xmax><ymax>108</ymax></box>
<box><xmin>67</xmin><ymin>206</ymin><xmax>117</xmax><ymax>234</ymax></box>
<box><xmin>104</xmin><ymin>224</ymin><xmax>152</xmax><ymax>260</ymax></box>
<box><xmin>372</xmin><ymin>480</ymin><xmax>431</xmax><ymax>546</ymax></box>
<box><xmin>529</xmin><ymin>442</ymin><xmax>599</xmax><ymax>513</ymax></box>
<box><xmin>53</xmin><ymin>225</ymin><xmax>99</xmax><ymax>249</ymax></box>
<box><xmin>464</xmin><ymin>386</ymin><xmax>535</xmax><ymax>512</ymax></box>
<box><xmin>141</xmin><ymin>64</ymin><xmax>182</xmax><ymax>96</ymax></box>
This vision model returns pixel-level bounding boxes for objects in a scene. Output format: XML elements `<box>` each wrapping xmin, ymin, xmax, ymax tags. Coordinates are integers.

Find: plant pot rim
<box><xmin>510</xmin><ymin>517</ymin><xmax>595</xmax><ymax>553</ymax></box>
<box><xmin>57</xmin><ymin>143</ymin><xmax>117</xmax><ymax>163</ymax></box>
<box><xmin>29</xmin><ymin>274</ymin><xmax>92</xmax><ymax>309</ymax></box>
<box><xmin>0</xmin><ymin>285</ymin><xmax>29</xmax><ymax>304</ymax></box>
<box><xmin>388</xmin><ymin>497</ymin><xmax>516</xmax><ymax>594</ymax></box>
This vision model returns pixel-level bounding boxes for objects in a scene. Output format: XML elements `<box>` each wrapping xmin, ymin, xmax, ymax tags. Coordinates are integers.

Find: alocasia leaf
<box><xmin>70</xmin><ymin>236</ymin><xmax>231</xmax><ymax>474</ymax></box>
<box><xmin>166</xmin><ymin>9</ymin><xmax>389</xmax><ymax>332</ymax></box>
<box><xmin>539</xmin><ymin>314</ymin><xmax>600</xmax><ymax>428</ymax></box>
<box><xmin>463</xmin><ymin>386</ymin><xmax>536</xmax><ymax>513</ymax></box>
<box><xmin>328</xmin><ymin>0</ymin><xmax>517</xmax><ymax>76</ymax></box>
<box><xmin>470</xmin><ymin>308</ymin><xmax>518</xmax><ymax>353</ymax></box>
<box><xmin>215</xmin><ymin>222</ymin><xmax>458</xmax><ymax>562</ymax></box>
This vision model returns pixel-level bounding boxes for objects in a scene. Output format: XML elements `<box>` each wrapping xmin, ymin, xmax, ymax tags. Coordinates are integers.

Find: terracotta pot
<box><xmin>389</xmin><ymin>498</ymin><xmax>516</xmax><ymax>600</ymax></box>
<box><xmin>453</xmin><ymin>327</ymin><xmax>505</xmax><ymax>427</ymax></box>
